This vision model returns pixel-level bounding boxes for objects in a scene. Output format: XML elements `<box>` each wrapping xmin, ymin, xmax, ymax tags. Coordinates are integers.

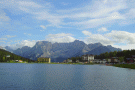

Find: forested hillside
<box><xmin>0</xmin><ymin>49</ymin><xmax>33</xmax><ymax>62</ymax></box>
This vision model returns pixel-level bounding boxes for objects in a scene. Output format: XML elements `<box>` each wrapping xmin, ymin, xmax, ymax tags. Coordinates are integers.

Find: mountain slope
<box><xmin>0</xmin><ymin>49</ymin><xmax>33</xmax><ymax>62</ymax></box>
<box><xmin>86</xmin><ymin>46</ymin><xmax>111</xmax><ymax>55</ymax></box>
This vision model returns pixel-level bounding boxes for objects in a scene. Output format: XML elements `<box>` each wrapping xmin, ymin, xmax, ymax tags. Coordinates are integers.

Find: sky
<box><xmin>0</xmin><ymin>0</ymin><xmax>135</xmax><ymax>50</ymax></box>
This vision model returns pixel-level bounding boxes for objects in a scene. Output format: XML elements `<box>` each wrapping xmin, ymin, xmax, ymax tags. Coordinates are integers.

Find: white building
<box><xmin>82</xmin><ymin>54</ymin><xmax>94</xmax><ymax>63</ymax></box>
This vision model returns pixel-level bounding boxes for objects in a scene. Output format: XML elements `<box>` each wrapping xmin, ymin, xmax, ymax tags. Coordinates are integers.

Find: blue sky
<box><xmin>0</xmin><ymin>0</ymin><xmax>135</xmax><ymax>50</ymax></box>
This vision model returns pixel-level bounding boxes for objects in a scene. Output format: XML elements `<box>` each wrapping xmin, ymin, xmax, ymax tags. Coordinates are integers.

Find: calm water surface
<box><xmin>0</xmin><ymin>63</ymin><xmax>135</xmax><ymax>90</ymax></box>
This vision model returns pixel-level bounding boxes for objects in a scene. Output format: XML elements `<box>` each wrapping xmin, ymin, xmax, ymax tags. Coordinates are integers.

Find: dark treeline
<box><xmin>0</xmin><ymin>49</ymin><xmax>33</xmax><ymax>62</ymax></box>
<box><xmin>69</xmin><ymin>50</ymin><xmax>135</xmax><ymax>62</ymax></box>
<box><xmin>95</xmin><ymin>49</ymin><xmax>135</xmax><ymax>61</ymax></box>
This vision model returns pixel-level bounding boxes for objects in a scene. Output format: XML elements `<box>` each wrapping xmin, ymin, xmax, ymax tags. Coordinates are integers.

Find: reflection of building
<box><xmin>38</xmin><ymin>57</ymin><xmax>51</xmax><ymax>63</ymax></box>
<box><xmin>82</xmin><ymin>54</ymin><xmax>94</xmax><ymax>63</ymax></box>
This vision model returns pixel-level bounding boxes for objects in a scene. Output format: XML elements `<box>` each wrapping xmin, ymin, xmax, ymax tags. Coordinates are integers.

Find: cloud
<box><xmin>61</xmin><ymin>2</ymin><xmax>69</xmax><ymax>6</ymax></box>
<box><xmin>82</xmin><ymin>30</ymin><xmax>92</xmax><ymax>36</ymax></box>
<box><xmin>82</xmin><ymin>30</ymin><xmax>112</xmax><ymax>45</ymax></box>
<box><xmin>1</xmin><ymin>0</ymin><xmax>135</xmax><ymax>29</ymax></box>
<box><xmin>6</xmin><ymin>35</ymin><xmax>16</xmax><ymax>38</ymax></box>
<box><xmin>8</xmin><ymin>40</ymin><xmax>36</xmax><ymax>50</ymax></box>
<box><xmin>0</xmin><ymin>38</ymin><xmax>7</xmax><ymax>40</ymax></box>
<box><xmin>46</xmin><ymin>33</ymin><xmax>76</xmax><ymax>43</ymax></box>
<box><xmin>106</xmin><ymin>30</ymin><xmax>135</xmax><ymax>44</ymax></box>
<box><xmin>24</xmin><ymin>33</ymin><xmax>31</xmax><ymax>36</ymax></box>
<box><xmin>98</xmin><ymin>27</ymin><xmax>108</xmax><ymax>32</ymax></box>
<box><xmin>71</xmin><ymin>12</ymin><xmax>125</xmax><ymax>29</ymax></box>
<box><xmin>0</xmin><ymin>41</ymin><xmax>6</xmax><ymax>43</ymax></box>
<box><xmin>40</xmin><ymin>25</ymin><xmax>46</xmax><ymax>29</ymax></box>
<box><xmin>82</xmin><ymin>30</ymin><xmax>135</xmax><ymax>49</ymax></box>
<box><xmin>0</xmin><ymin>9</ymin><xmax>10</xmax><ymax>25</ymax></box>
<box><xmin>112</xmin><ymin>44</ymin><xmax>135</xmax><ymax>50</ymax></box>
<box><xmin>0</xmin><ymin>0</ymin><xmax>129</xmax><ymax>29</ymax></box>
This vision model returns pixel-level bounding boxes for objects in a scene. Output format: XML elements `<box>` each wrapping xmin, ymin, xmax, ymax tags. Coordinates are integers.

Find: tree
<box><xmin>118</xmin><ymin>57</ymin><xmax>124</xmax><ymax>62</ymax></box>
<box><xmin>71</xmin><ymin>57</ymin><xmax>76</xmax><ymax>63</ymax></box>
<box><xmin>3</xmin><ymin>56</ymin><xmax>5</xmax><ymax>62</ymax></box>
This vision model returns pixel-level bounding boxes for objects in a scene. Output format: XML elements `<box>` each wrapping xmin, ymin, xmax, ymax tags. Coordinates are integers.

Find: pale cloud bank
<box><xmin>8</xmin><ymin>40</ymin><xmax>36</xmax><ymax>50</ymax></box>
<box><xmin>0</xmin><ymin>0</ymin><xmax>134</xmax><ymax>28</ymax></box>
<box><xmin>82</xmin><ymin>30</ymin><xmax>135</xmax><ymax>49</ymax></box>
<box><xmin>46</xmin><ymin>33</ymin><xmax>76</xmax><ymax>43</ymax></box>
<box><xmin>40</xmin><ymin>25</ymin><xmax>46</xmax><ymax>29</ymax></box>
<box><xmin>98</xmin><ymin>27</ymin><xmax>108</xmax><ymax>32</ymax></box>
<box><xmin>6</xmin><ymin>35</ymin><xmax>16</xmax><ymax>38</ymax></box>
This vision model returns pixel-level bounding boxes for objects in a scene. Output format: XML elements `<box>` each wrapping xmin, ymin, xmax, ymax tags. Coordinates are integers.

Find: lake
<box><xmin>0</xmin><ymin>63</ymin><xmax>135</xmax><ymax>90</ymax></box>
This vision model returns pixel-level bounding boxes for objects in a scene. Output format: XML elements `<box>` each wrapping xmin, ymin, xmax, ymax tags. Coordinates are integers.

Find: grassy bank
<box><xmin>113</xmin><ymin>64</ymin><xmax>135</xmax><ymax>69</ymax></box>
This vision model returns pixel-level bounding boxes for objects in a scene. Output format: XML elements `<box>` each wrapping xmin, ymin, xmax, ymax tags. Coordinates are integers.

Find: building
<box><xmin>94</xmin><ymin>59</ymin><xmax>107</xmax><ymax>64</ymax></box>
<box><xmin>67</xmin><ymin>59</ymin><xmax>72</xmax><ymax>63</ymax></box>
<box><xmin>38</xmin><ymin>57</ymin><xmax>51</xmax><ymax>63</ymax></box>
<box><xmin>126</xmin><ymin>55</ymin><xmax>135</xmax><ymax>63</ymax></box>
<box><xmin>82</xmin><ymin>54</ymin><xmax>94</xmax><ymax>63</ymax></box>
<box><xmin>107</xmin><ymin>57</ymin><xmax>120</xmax><ymax>64</ymax></box>
<box><xmin>19</xmin><ymin>60</ymin><xmax>23</xmax><ymax>63</ymax></box>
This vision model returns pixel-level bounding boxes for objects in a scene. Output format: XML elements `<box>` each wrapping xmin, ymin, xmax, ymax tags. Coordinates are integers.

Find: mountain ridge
<box><xmin>5</xmin><ymin>40</ymin><xmax>122</xmax><ymax>62</ymax></box>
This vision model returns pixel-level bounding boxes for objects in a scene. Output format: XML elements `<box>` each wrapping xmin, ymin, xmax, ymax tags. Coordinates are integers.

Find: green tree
<box><xmin>3</xmin><ymin>56</ymin><xmax>5</xmax><ymax>62</ymax></box>
<box><xmin>118</xmin><ymin>57</ymin><xmax>124</xmax><ymax>62</ymax></box>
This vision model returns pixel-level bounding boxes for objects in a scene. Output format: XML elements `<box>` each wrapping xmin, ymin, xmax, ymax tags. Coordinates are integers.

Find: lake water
<box><xmin>0</xmin><ymin>63</ymin><xmax>135</xmax><ymax>90</ymax></box>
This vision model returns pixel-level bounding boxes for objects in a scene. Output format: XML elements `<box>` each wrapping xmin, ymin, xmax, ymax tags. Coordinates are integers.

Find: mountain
<box><xmin>106</xmin><ymin>45</ymin><xmax>122</xmax><ymax>52</ymax></box>
<box><xmin>5</xmin><ymin>46</ymin><xmax>14</xmax><ymax>52</ymax></box>
<box><xmin>6</xmin><ymin>40</ymin><xmax>122</xmax><ymax>62</ymax></box>
<box><xmin>13</xmin><ymin>46</ymin><xmax>31</xmax><ymax>57</ymax></box>
<box><xmin>86</xmin><ymin>46</ymin><xmax>111</xmax><ymax>55</ymax></box>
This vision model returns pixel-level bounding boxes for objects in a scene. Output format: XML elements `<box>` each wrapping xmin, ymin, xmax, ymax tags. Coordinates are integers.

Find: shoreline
<box><xmin>1</xmin><ymin>62</ymin><xmax>135</xmax><ymax>69</ymax></box>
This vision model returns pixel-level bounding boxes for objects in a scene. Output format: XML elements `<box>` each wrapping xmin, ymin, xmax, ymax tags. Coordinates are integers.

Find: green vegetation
<box><xmin>95</xmin><ymin>49</ymin><xmax>135</xmax><ymax>62</ymax></box>
<box><xmin>0</xmin><ymin>49</ymin><xmax>33</xmax><ymax>63</ymax></box>
<box><xmin>113</xmin><ymin>64</ymin><xmax>135</xmax><ymax>69</ymax></box>
<box><xmin>68</xmin><ymin>56</ymin><xmax>83</xmax><ymax>63</ymax></box>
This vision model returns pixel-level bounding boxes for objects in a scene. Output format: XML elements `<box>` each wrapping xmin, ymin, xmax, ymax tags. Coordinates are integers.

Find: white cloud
<box><xmin>82</xmin><ymin>30</ymin><xmax>112</xmax><ymax>45</ymax></box>
<box><xmin>106</xmin><ymin>30</ymin><xmax>135</xmax><ymax>44</ymax></box>
<box><xmin>6</xmin><ymin>35</ymin><xmax>16</xmax><ymax>38</ymax></box>
<box><xmin>8</xmin><ymin>40</ymin><xmax>36</xmax><ymax>50</ymax></box>
<box><xmin>1</xmin><ymin>0</ymin><xmax>135</xmax><ymax>29</ymax></box>
<box><xmin>98</xmin><ymin>27</ymin><xmax>108</xmax><ymax>32</ymax></box>
<box><xmin>112</xmin><ymin>44</ymin><xmax>135</xmax><ymax>50</ymax></box>
<box><xmin>0</xmin><ymin>41</ymin><xmax>6</xmax><ymax>43</ymax></box>
<box><xmin>0</xmin><ymin>38</ymin><xmax>7</xmax><ymax>40</ymax></box>
<box><xmin>17</xmin><ymin>1</ymin><xmax>42</xmax><ymax>8</ymax></box>
<box><xmin>20</xmin><ymin>40</ymin><xmax>36</xmax><ymax>47</ymax></box>
<box><xmin>46</xmin><ymin>33</ymin><xmax>76</xmax><ymax>43</ymax></box>
<box><xmin>24</xmin><ymin>33</ymin><xmax>31</xmax><ymax>36</ymax></box>
<box><xmin>0</xmin><ymin>9</ymin><xmax>10</xmax><ymax>25</ymax></box>
<box><xmin>82</xmin><ymin>30</ymin><xmax>92</xmax><ymax>36</ymax></box>
<box><xmin>40</xmin><ymin>25</ymin><xmax>46</xmax><ymax>29</ymax></box>
<box><xmin>82</xmin><ymin>30</ymin><xmax>135</xmax><ymax>50</ymax></box>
